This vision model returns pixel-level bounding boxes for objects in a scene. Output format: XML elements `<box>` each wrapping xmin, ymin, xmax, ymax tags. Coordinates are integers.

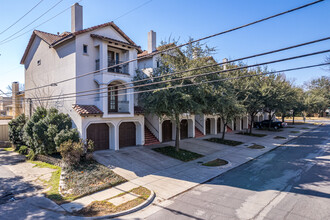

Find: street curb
<box><xmin>167</xmin><ymin>124</ymin><xmax>322</xmax><ymax>200</ymax></box>
<box><xmin>81</xmin><ymin>188</ymin><xmax>155</xmax><ymax>219</ymax></box>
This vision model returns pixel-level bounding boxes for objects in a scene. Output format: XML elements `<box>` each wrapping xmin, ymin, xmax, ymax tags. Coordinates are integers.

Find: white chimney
<box><xmin>71</xmin><ymin>3</ymin><xmax>83</xmax><ymax>32</ymax></box>
<box><xmin>222</xmin><ymin>58</ymin><xmax>228</xmax><ymax>70</ymax></box>
<box><xmin>148</xmin><ymin>30</ymin><xmax>156</xmax><ymax>53</ymax></box>
<box><xmin>12</xmin><ymin>82</ymin><xmax>20</xmax><ymax>119</ymax></box>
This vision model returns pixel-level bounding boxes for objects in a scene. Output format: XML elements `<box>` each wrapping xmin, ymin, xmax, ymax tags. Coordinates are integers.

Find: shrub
<box><xmin>54</xmin><ymin>128</ymin><xmax>80</xmax><ymax>150</ymax></box>
<box><xmin>59</xmin><ymin>140</ymin><xmax>84</xmax><ymax>166</ymax></box>
<box><xmin>23</xmin><ymin>107</ymin><xmax>73</xmax><ymax>155</ymax></box>
<box><xmin>8</xmin><ymin>114</ymin><xmax>27</xmax><ymax>146</ymax></box>
<box><xmin>17</xmin><ymin>146</ymin><xmax>28</xmax><ymax>155</ymax></box>
<box><xmin>27</xmin><ymin>149</ymin><xmax>36</xmax><ymax>161</ymax></box>
<box><xmin>58</xmin><ymin>139</ymin><xmax>95</xmax><ymax>167</ymax></box>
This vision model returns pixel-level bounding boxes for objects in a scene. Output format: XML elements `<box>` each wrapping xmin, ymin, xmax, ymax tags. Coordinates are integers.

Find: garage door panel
<box><xmin>87</xmin><ymin>123</ymin><xmax>109</xmax><ymax>151</ymax></box>
<box><xmin>119</xmin><ymin>122</ymin><xmax>136</xmax><ymax>148</ymax></box>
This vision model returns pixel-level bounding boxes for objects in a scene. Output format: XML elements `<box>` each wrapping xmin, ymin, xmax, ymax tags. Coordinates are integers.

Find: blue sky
<box><xmin>0</xmin><ymin>0</ymin><xmax>329</xmax><ymax>93</ymax></box>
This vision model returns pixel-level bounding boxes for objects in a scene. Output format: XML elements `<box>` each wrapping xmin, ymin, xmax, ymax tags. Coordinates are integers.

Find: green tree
<box><xmin>134</xmin><ymin>40</ymin><xmax>216</xmax><ymax>151</ymax></box>
<box><xmin>260</xmin><ymin>73</ymin><xmax>292</xmax><ymax>128</ymax></box>
<box><xmin>8</xmin><ymin>114</ymin><xmax>27</xmax><ymax>146</ymax></box>
<box><xmin>304</xmin><ymin>76</ymin><xmax>330</xmax><ymax>116</ymax></box>
<box><xmin>231</xmin><ymin>66</ymin><xmax>266</xmax><ymax>134</ymax></box>
<box><xmin>290</xmin><ymin>87</ymin><xmax>306</xmax><ymax>124</ymax></box>
<box><xmin>23</xmin><ymin>107</ymin><xmax>72</xmax><ymax>155</ymax></box>
<box><xmin>206</xmin><ymin>83</ymin><xmax>245</xmax><ymax>139</ymax></box>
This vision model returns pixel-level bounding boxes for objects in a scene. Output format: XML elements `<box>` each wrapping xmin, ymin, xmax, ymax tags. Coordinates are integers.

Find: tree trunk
<box><xmin>281</xmin><ymin>115</ymin><xmax>285</xmax><ymax>122</ymax></box>
<box><xmin>175</xmin><ymin>114</ymin><xmax>180</xmax><ymax>152</ymax></box>
<box><xmin>249</xmin><ymin>115</ymin><xmax>254</xmax><ymax>134</ymax></box>
<box><xmin>222</xmin><ymin>122</ymin><xmax>227</xmax><ymax>140</ymax></box>
<box><xmin>268</xmin><ymin>112</ymin><xmax>272</xmax><ymax>129</ymax></box>
<box><xmin>292</xmin><ymin>111</ymin><xmax>295</xmax><ymax>125</ymax></box>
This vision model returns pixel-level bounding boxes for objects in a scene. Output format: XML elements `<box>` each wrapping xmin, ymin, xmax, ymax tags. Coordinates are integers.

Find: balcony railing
<box><xmin>95</xmin><ymin>59</ymin><xmax>129</xmax><ymax>75</ymax></box>
<box><xmin>108</xmin><ymin>59</ymin><xmax>129</xmax><ymax>74</ymax></box>
<box><xmin>108</xmin><ymin>101</ymin><xmax>129</xmax><ymax>114</ymax></box>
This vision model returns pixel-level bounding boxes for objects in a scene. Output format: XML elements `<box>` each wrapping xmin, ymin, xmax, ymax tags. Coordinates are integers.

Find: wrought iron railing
<box><xmin>107</xmin><ymin>59</ymin><xmax>129</xmax><ymax>74</ymax></box>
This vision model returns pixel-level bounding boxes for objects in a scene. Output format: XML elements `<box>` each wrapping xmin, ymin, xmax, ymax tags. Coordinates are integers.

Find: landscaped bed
<box><xmin>290</xmin><ymin>131</ymin><xmax>300</xmax><ymax>133</ymax></box>
<box><xmin>248</xmin><ymin>144</ymin><xmax>265</xmax><ymax>149</ymax></box>
<box><xmin>152</xmin><ymin>146</ymin><xmax>203</xmax><ymax>162</ymax></box>
<box><xmin>61</xmin><ymin>160</ymin><xmax>127</xmax><ymax>201</ymax></box>
<box><xmin>274</xmin><ymin>136</ymin><xmax>286</xmax><ymax>139</ymax></box>
<box><xmin>31</xmin><ymin>160</ymin><xmax>126</xmax><ymax>204</ymax></box>
<box><xmin>236</xmin><ymin>132</ymin><xmax>267</xmax><ymax>137</ymax></box>
<box><xmin>202</xmin><ymin>158</ymin><xmax>228</xmax><ymax>167</ymax></box>
<box><xmin>205</xmin><ymin>138</ymin><xmax>243</xmax><ymax>146</ymax></box>
<box><xmin>75</xmin><ymin>186</ymin><xmax>151</xmax><ymax>217</ymax></box>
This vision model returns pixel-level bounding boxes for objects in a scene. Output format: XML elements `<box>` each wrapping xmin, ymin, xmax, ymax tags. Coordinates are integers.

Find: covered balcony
<box><xmin>92</xmin><ymin>34</ymin><xmax>139</xmax><ymax>78</ymax></box>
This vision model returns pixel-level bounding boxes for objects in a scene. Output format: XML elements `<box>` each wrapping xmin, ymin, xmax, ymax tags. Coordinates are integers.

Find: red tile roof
<box><xmin>34</xmin><ymin>30</ymin><xmax>62</xmax><ymax>45</ymax></box>
<box><xmin>137</xmin><ymin>43</ymin><xmax>176</xmax><ymax>59</ymax></box>
<box><xmin>73</xmin><ymin>104</ymin><xmax>103</xmax><ymax>116</ymax></box>
<box><xmin>21</xmin><ymin>21</ymin><xmax>141</xmax><ymax>64</ymax></box>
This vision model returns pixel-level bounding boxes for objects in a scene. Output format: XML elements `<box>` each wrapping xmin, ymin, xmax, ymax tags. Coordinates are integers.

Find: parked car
<box><xmin>254</xmin><ymin>119</ymin><xmax>285</xmax><ymax>129</ymax></box>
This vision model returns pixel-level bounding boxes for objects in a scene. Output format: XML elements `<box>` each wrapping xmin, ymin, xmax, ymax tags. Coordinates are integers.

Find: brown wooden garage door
<box><xmin>87</xmin><ymin>123</ymin><xmax>109</xmax><ymax>151</ymax></box>
<box><xmin>205</xmin><ymin>118</ymin><xmax>211</xmax><ymax>134</ymax></box>
<box><xmin>162</xmin><ymin>120</ymin><xmax>172</xmax><ymax>142</ymax></box>
<box><xmin>119</xmin><ymin>122</ymin><xmax>136</xmax><ymax>148</ymax></box>
<box><xmin>180</xmin><ymin>119</ymin><xmax>188</xmax><ymax>139</ymax></box>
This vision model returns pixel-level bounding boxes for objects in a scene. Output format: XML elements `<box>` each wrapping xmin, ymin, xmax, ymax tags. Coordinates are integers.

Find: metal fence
<box><xmin>0</xmin><ymin>124</ymin><xmax>9</xmax><ymax>141</ymax></box>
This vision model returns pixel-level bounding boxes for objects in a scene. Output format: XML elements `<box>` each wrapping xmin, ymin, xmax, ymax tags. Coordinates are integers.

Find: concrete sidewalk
<box><xmin>61</xmin><ymin>181</ymin><xmax>144</xmax><ymax>212</ymax></box>
<box><xmin>95</xmin><ymin>124</ymin><xmax>318</xmax><ymax>201</ymax></box>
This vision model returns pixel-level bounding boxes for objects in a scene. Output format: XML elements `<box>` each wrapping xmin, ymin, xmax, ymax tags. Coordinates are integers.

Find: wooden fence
<box><xmin>0</xmin><ymin>124</ymin><xmax>9</xmax><ymax>141</ymax></box>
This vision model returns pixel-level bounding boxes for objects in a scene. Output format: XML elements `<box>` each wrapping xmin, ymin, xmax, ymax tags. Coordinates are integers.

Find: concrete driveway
<box><xmin>93</xmin><ymin>146</ymin><xmax>183</xmax><ymax>180</ymax></box>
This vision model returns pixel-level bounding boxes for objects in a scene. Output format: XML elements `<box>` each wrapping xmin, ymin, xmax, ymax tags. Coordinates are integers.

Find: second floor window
<box><xmin>83</xmin><ymin>44</ymin><xmax>88</xmax><ymax>54</ymax></box>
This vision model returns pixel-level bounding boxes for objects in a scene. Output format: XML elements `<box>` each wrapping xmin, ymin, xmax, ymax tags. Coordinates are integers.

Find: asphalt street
<box><xmin>147</xmin><ymin>124</ymin><xmax>330</xmax><ymax>220</ymax></box>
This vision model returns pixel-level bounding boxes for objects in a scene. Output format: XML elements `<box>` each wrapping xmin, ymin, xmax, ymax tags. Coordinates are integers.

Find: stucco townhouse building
<box><xmin>21</xmin><ymin>3</ymin><xmax>149</xmax><ymax>151</ymax></box>
<box><xmin>21</xmin><ymin>3</ymin><xmax>266</xmax><ymax>151</ymax></box>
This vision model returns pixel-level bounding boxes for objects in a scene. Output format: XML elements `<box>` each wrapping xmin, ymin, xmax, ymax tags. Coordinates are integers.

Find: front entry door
<box><xmin>205</xmin><ymin>118</ymin><xmax>211</xmax><ymax>134</ymax></box>
<box><xmin>162</xmin><ymin>120</ymin><xmax>172</xmax><ymax>142</ymax></box>
<box><xmin>180</xmin><ymin>119</ymin><xmax>188</xmax><ymax>139</ymax></box>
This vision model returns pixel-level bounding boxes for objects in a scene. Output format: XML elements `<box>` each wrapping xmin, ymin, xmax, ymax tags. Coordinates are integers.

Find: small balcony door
<box><xmin>108</xmin><ymin>85</ymin><xmax>118</xmax><ymax>113</ymax></box>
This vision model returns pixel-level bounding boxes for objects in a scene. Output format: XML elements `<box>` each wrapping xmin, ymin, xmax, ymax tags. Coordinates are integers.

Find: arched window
<box><xmin>108</xmin><ymin>81</ymin><xmax>128</xmax><ymax>113</ymax></box>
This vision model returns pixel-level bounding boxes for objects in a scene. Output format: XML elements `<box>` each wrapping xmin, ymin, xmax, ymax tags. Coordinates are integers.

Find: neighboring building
<box><xmin>0</xmin><ymin>82</ymin><xmax>24</xmax><ymax>118</ymax></box>
<box><xmin>0</xmin><ymin>96</ymin><xmax>12</xmax><ymax>116</ymax></box>
<box><xmin>21</xmin><ymin>3</ymin><xmax>144</xmax><ymax>150</ymax></box>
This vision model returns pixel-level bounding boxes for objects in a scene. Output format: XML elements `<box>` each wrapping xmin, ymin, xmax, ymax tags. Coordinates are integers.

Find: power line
<box><xmin>29</xmin><ymin>48</ymin><xmax>330</xmax><ymax>101</ymax></box>
<box><xmin>21</xmin><ymin>0</ymin><xmax>324</xmax><ymax>94</ymax></box>
<box><xmin>35</xmin><ymin>36</ymin><xmax>330</xmax><ymax>100</ymax></box>
<box><xmin>0</xmin><ymin>0</ymin><xmax>44</xmax><ymax>35</ymax></box>
<box><xmin>0</xmin><ymin>0</ymin><xmax>83</xmax><ymax>46</ymax></box>
<box><xmin>26</xmin><ymin>62</ymin><xmax>329</xmax><ymax>104</ymax></box>
<box><xmin>0</xmin><ymin>0</ymin><xmax>64</xmax><ymax>44</ymax></box>
<box><xmin>113</xmin><ymin>0</ymin><xmax>153</xmax><ymax>21</ymax></box>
